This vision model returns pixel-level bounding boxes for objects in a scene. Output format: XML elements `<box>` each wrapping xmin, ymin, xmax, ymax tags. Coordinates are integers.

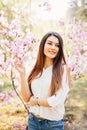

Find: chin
<box><xmin>49</xmin><ymin>55</ymin><xmax>56</xmax><ymax>58</ymax></box>
<box><xmin>48</xmin><ymin>56</ymin><xmax>56</xmax><ymax>59</ymax></box>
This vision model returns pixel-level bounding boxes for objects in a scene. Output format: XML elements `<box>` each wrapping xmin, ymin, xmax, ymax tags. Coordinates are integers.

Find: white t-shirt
<box><xmin>29</xmin><ymin>65</ymin><xmax>69</xmax><ymax>121</ymax></box>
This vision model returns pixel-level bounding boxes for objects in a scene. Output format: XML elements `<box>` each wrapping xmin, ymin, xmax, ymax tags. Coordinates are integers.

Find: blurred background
<box><xmin>0</xmin><ymin>0</ymin><xmax>87</xmax><ymax>130</ymax></box>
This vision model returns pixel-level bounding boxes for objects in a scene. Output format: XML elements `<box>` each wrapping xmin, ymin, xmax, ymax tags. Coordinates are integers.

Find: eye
<box><xmin>55</xmin><ymin>44</ymin><xmax>60</xmax><ymax>47</ymax></box>
<box><xmin>47</xmin><ymin>42</ymin><xmax>52</xmax><ymax>45</ymax></box>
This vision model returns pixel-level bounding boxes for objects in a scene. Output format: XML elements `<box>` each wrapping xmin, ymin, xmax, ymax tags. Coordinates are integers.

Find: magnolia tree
<box><xmin>0</xmin><ymin>2</ymin><xmax>87</xmax><ymax>104</ymax></box>
<box><xmin>0</xmin><ymin>10</ymin><xmax>87</xmax><ymax>83</ymax></box>
<box><xmin>0</xmin><ymin>8</ymin><xmax>38</xmax><ymax>112</ymax></box>
<box><xmin>58</xmin><ymin>18</ymin><xmax>87</xmax><ymax>80</ymax></box>
<box><xmin>66</xmin><ymin>19</ymin><xmax>87</xmax><ymax>79</ymax></box>
<box><xmin>33</xmin><ymin>0</ymin><xmax>87</xmax><ymax>80</ymax></box>
<box><xmin>0</xmin><ymin>8</ymin><xmax>38</xmax><ymax>75</ymax></box>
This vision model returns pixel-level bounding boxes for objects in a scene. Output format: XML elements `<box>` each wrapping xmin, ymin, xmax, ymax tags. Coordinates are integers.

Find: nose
<box><xmin>51</xmin><ymin>45</ymin><xmax>55</xmax><ymax>49</ymax></box>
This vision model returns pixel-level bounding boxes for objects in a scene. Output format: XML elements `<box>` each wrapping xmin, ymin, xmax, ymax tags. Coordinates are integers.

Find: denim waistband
<box><xmin>30</xmin><ymin>113</ymin><xmax>46</xmax><ymax>121</ymax></box>
<box><xmin>28</xmin><ymin>113</ymin><xmax>64</xmax><ymax>130</ymax></box>
<box><xmin>29</xmin><ymin>112</ymin><xmax>64</xmax><ymax>122</ymax></box>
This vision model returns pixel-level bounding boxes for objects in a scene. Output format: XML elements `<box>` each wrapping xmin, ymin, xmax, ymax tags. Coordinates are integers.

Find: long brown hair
<box><xmin>28</xmin><ymin>32</ymin><xmax>66</xmax><ymax>96</ymax></box>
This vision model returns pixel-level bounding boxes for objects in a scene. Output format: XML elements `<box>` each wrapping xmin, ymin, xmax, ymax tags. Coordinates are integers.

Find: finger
<box><xmin>14</xmin><ymin>58</ymin><xmax>22</xmax><ymax>66</ymax></box>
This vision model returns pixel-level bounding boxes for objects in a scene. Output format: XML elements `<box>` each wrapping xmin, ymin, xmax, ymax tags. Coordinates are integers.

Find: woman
<box><xmin>14</xmin><ymin>32</ymin><xmax>70</xmax><ymax>130</ymax></box>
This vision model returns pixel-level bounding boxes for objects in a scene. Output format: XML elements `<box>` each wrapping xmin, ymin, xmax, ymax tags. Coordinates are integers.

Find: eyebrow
<box><xmin>47</xmin><ymin>40</ymin><xmax>59</xmax><ymax>45</ymax></box>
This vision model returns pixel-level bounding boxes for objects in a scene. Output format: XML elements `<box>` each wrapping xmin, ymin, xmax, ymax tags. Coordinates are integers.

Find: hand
<box><xmin>29</xmin><ymin>96</ymin><xmax>35</xmax><ymax>106</ymax></box>
<box><xmin>14</xmin><ymin>58</ymin><xmax>25</xmax><ymax>74</ymax></box>
<box><xmin>29</xmin><ymin>96</ymin><xmax>36</xmax><ymax>106</ymax></box>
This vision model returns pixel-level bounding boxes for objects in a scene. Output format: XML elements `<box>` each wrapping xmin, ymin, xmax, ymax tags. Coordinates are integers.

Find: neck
<box><xmin>44</xmin><ymin>57</ymin><xmax>53</xmax><ymax>69</ymax></box>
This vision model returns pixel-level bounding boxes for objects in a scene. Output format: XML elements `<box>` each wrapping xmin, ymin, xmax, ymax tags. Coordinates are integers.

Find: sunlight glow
<box><xmin>31</xmin><ymin>0</ymin><xmax>68</xmax><ymax>21</ymax></box>
<box><xmin>50</xmin><ymin>0</ymin><xmax>68</xmax><ymax>19</ymax></box>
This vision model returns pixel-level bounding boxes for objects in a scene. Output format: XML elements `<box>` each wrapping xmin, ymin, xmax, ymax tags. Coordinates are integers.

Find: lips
<box><xmin>49</xmin><ymin>51</ymin><xmax>57</xmax><ymax>55</ymax></box>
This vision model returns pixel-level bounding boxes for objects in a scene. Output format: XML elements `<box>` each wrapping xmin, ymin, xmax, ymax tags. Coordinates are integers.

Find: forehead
<box><xmin>46</xmin><ymin>35</ymin><xmax>59</xmax><ymax>44</ymax></box>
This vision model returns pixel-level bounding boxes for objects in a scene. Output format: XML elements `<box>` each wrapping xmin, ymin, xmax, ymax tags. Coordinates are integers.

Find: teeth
<box><xmin>49</xmin><ymin>52</ymin><xmax>56</xmax><ymax>54</ymax></box>
<box><xmin>49</xmin><ymin>51</ymin><xmax>56</xmax><ymax>53</ymax></box>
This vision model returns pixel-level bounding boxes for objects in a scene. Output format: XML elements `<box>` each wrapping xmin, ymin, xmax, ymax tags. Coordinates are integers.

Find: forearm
<box><xmin>38</xmin><ymin>98</ymin><xmax>51</xmax><ymax>107</ymax></box>
<box><xmin>29</xmin><ymin>96</ymin><xmax>51</xmax><ymax>107</ymax></box>
<box><xmin>30</xmin><ymin>88</ymin><xmax>69</xmax><ymax>108</ymax></box>
<box><xmin>19</xmin><ymin>73</ymin><xmax>32</xmax><ymax>102</ymax></box>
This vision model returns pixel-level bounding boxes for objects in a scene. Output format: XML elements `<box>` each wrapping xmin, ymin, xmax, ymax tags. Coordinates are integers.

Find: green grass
<box><xmin>64</xmin><ymin>76</ymin><xmax>87</xmax><ymax>129</ymax></box>
<box><xmin>0</xmin><ymin>75</ymin><xmax>14</xmax><ymax>93</ymax></box>
<box><xmin>0</xmin><ymin>82</ymin><xmax>13</xmax><ymax>93</ymax></box>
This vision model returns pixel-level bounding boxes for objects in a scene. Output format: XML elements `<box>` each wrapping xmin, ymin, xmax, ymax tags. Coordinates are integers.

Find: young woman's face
<box><xmin>44</xmin><ymin>35</ymin><xmax>60</xmax><ymax>60</ymax></box>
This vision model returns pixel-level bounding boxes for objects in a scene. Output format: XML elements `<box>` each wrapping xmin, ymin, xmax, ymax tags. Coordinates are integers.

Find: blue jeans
<box><xmin>28</xmin><ymin>113</ymin><xmax>64</xmax><ymax>130</ymax></box>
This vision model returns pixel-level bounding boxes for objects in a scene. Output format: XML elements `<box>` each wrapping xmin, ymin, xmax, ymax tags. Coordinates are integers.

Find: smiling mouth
<box><xmin>49</xmin><ymin>51</ymin><xmax>57</xmax><ymax>55</ymax></box>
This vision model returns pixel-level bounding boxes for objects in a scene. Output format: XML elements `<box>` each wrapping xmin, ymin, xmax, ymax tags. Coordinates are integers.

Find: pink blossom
<box><xmin>11</xmin><ymin>7</ymin><xmax>20</xmax><ymax>14</ymax></box>
<box><xmin>8</xmin><ymin>30</ymin><xmax>17</xmax><ymax>38</ymax></box>
<box><xmin>23</xmin><ymin>39</ymin><xmax>32</xmax><ymax>46</ymax></box>
<box><xmin>6</xmin><ymin>58</ymin><xmax>14</xmax><ymax>65</ymax></box>
<box><xmin>67</xmin><ymin>1</ymin><xmax>76</xmax><ymax>8</ymax></box>
<box><xmin>0</xmin><ymin>16</ymin><xmax>9</xmax><ymax>28</ymax></box>
<box><xmin>43</xmin><ymin>2</ymin><xmax>52</xmax><ymax>11</ymax></box>
<box><xmin>59</xmin><ymin>20</ymin><xmax>64</xmax><ymax>26</ymax></box>
<box><xmin>0</xmin><ymin>93</ymin><xmax>5</xmax><ymax>100</ymax></box>
<box><xmin>83</xmin><ymin>53</ymin><xmax>87</xmax><ymax>57</ymax></box>
<box><xmin>0</xmin><ymin>39</ymin><xmax>9</xmax><ymax>46</ymax></box>
<box><xmin>82</xmin><ymin>45</ymin><xmax>87</xmax><ymax>51</ymax></box>
<box><xmin>0</xmin><ymin>29</ymin><xmax>7</xmax><ymax>35</ymax></box>
<box><xmin>0</xmin><ymin>113</ymin><xmax>2</xmax><ymax>116</ymax></box>
<box><xmin>8</xmin><ymin>90</ymin><xmax>16</xmax><ymax>97</ymax></box>
<box><xmin>0</xmin><ymin>93</ymin><xmax>9</xmax><ymax>101</ymax></box>
<box><xmin>73</xmin><ymin>49</ymin><xmax>80</xmax><ymax>56</ymax></box>
<box><xmin>22</xmin><ymin>127</ymin><xmax>27</xmax><ymax>130</ymax></box>
<box><xmin>14</xmin><ymin>122</ymin><xmax>21</xmax><ymax>128</ymax></box>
